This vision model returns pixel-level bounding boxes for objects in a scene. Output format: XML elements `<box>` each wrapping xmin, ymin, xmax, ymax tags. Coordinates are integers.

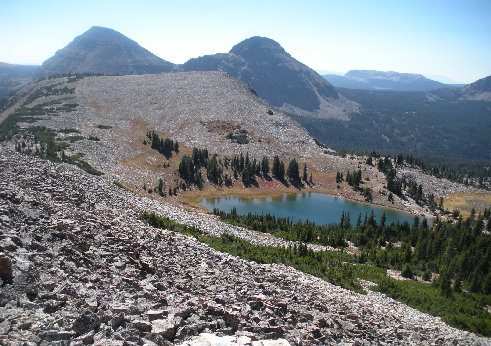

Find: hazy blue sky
<box><xmin>1</xmin><ymin>0</ymin><xmax>490</xmax><ymax>83</ymax></box>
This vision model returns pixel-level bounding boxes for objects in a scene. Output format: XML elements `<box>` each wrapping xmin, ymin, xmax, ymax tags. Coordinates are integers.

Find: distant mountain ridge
<box><xmin>323</xmin><ymin>70</ymin><xmax>448</xmax><ymax>91</ymax></box>
<box><xmin>0</xmin><ymin>63</ymin><xmax>40</xmax><ymax>99</ymax></box>
<box><xmin>461</xmin><ymin>75</ymin><xmax>491</xmax><ymax>101</ymax></box>
<box><xmin>181</xmin><ymin>36</ymin><xmax>357</xmax><ymax>119</ymax></box>
<box><xmin>41</xmin><ymin>26</ymin><xmax>174</xmax><ymax>75</ymax></box>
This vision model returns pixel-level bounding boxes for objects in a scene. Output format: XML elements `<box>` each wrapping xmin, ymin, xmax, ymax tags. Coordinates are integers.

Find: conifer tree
<box><xmin>261</xmin><ymin>156</ymin><xmax>270</xmax><ymax>176</ymax></box>
<box><xmin>272</xmin><ymin>155</ymin><xmax>285</xmax><ymax>180</ymax></box>
<box><xmin>287</xmin><ymin>158</ymin><xmax>300</xmax><ymax>182</ymax></box>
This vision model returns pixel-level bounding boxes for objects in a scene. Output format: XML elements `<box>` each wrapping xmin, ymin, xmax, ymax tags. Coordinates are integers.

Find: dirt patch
<box><xmin>445</xmin><ymin>192</ymin><xmax>491</xmax><ymax>217</ymax></box>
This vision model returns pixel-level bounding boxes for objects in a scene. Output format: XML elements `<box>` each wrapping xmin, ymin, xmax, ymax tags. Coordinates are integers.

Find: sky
<box><xmin>1</xmin><ymin>0</ymin><xmax>490</xmax><ymax>84</ymax></box>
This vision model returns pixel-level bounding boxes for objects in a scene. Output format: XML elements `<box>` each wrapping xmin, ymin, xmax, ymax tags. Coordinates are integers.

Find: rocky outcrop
<box><xmin>0</xmin><ymin>149</ymin><xmax>486</xmax><ymax>344</ymax></box>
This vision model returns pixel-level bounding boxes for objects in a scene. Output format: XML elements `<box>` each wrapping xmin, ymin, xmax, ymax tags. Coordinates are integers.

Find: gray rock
<box><xmin>146</xmin><ymin>309</ymin><xmax>168</xmax><ymax>321</ymax></box>
<box><xmin>72</xmin><ymin>310</ymin><xmax>98</xmax><ymax>335</ymax></box>
<box><xmin>0</xmin><ymin>320</ymin><xmax>11</xmax><ymax>335</ymax></box>
<box><xmin>131</xmin><ymin>320</ymin><xmax>152</xmax><ymax>333</ymax></box>
<box><xmin>0</xmin><ymin>149</ymin><xmax>486</xmax><ymax>345</ymax></box>
<box><xmin>38</xmin><ymin>330</ymin><xmax>74</xmax><ymax>342</ymax></box>
<box><xmin>111</xmin><ymin>313</ymin><xmax>124</xmax><ymax>330</ymax></box>
<box><xmin>151</xmin><ymin>316</ymin><xmax>182</xmax><ymax>341</ymax></box>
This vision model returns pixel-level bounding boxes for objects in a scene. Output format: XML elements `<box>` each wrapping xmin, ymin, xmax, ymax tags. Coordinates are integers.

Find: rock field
<box><xmin>9</xmin><ymin>72</ymin><xmax>337</xmax><ymax>195</ymax></box>
<box><xmin>0</xmin><ymin>149</ymin><xmax>487</xmax><ymax>345</ymax></box>
<box><xmin>32</xmin><ymin>72</ymin><xmax>322</xmax><ymax>160</ymax></box>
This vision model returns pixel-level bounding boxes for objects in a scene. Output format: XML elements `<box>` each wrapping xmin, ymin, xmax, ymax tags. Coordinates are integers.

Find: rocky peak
<box><xmin>182</xmin><ymin>36</ymin><xmax>341</xmax><ymax>116</ymax></box>
<box><xmin>41</xmin><ymin>26</ymin><xmax>174</xmax><ymax>75</ymax></box>
<box><xmin>229</xmin><ymin>36</ymin><xmax>289</xmax><ymax>60</ymax></box>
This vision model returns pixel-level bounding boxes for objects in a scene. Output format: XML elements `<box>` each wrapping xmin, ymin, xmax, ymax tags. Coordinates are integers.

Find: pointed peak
<box><xmin>41</xmin><ymin>26</ymin><xmax>174</xmax><ymax>75</ymax></box>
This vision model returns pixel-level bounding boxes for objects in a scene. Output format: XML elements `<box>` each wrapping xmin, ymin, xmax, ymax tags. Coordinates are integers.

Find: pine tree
<box><xmin>272</xmin><ymin>155</ymin><xmax>284</xmax><ymax>180</ymax></box>
<box><xmin>336</xmin><ymin>171</ymin><xmax>342</xmax><ymax>183</ymax></box>
<box><xmin>401</xmin><ymin>263</ymin><xmax>413</xmax><ymax>279</ymax></box>
<box><xmin>261</xmin><ymin>156</ymin><xmax>270</xmax><ymax>176</ymax></box>
<box><xmin>287</xmin><ymin>158</ymin><xmax>300</xmax><ymax>182</ymax></box>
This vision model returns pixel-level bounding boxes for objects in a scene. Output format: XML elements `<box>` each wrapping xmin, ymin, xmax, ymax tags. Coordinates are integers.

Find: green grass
<box><xmin>64</xmin><ymin>135</ymin><xmax>85</xmax><ymax>143</ymax></box>
<box><xmin>64</xmin><ymin>153</ymin><xmax>103</xmax><ymax>176</ymax></box>
<box><xmin>352</xmin><ymin>265</ymin><xmax>491</xmax><ymax>336</ymax></box>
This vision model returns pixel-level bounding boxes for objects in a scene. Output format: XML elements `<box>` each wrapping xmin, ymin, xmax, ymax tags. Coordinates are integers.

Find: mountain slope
<box><xmin>181</xmin><ymin>36</ymin><xmax>357</xmax><ymax>119</ymax></box>
<box><xmin>461</xmin><ymin>75</ymin><xmax>491</xmax><ymax>101</ymax></box>
<box><xmin>293</xmin><ymin>81</ymin><xmax>491</xmax><ymax>162</ymax></box>
<box><xmin>1</xmin><ymin>148</ymin><xmax>485</xmax><ymax>344</ymax></box>
<box><xmin>322</xmin><ymin>73</ymin><xmax>372</xmax><ymax>90</ymax></box>
<box><xmin>2</xmin><ymin>71</ymin><xmax>328</xmax><ymax>189</ymax></box>
<box><xmin>41</xmin><ymin>26</ymin><xmax>174</xmax><ymax>75</ymax></box>
<box><xmin>0</xmin><ymin>62</ymin><xmax>40</xmax><ymax>99</ymax></box>
<box><xmin>324</xmin><ymin>70</ymin><xmax>447</xmax><ymax>91</ymax></box>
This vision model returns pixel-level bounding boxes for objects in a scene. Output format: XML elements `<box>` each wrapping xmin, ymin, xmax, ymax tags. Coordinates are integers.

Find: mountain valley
<box><xmin>322</xmin><ymin>70</ymin><xmax>450</xmax><ymax>91</ymax></box>
<box><xmin>0</xmin><ymin>26</ymin><xmax>490</xmax><ymax>345</ymax></box>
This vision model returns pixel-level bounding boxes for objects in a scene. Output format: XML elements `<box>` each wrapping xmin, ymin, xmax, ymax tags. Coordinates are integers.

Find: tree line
<box><xmin>177</xmin><ymin>148</ymin><xmax>311</xmax><ymax>189</ymax></box>
<box><xmin>215</xmin><ymin>207</ymin><xmax>491</xmax><ymax>296</ymax></box>
<box><xmin>145</xmin><ymin>131</ymin><xmax>179</xmax><ymax>158</ymax></box>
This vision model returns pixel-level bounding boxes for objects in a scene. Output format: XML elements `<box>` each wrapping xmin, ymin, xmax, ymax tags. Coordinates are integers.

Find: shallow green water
<box><xmin>199</xmin><ymin>192</ymin><xmax>421</xmax><ymax>226</ymax></box>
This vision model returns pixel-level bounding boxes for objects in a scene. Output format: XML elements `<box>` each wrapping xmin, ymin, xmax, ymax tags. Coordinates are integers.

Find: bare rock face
<box><xmin>0</xmin><ymin>149</ymin><xmax>486</xmax><ymax>344</ymax></box>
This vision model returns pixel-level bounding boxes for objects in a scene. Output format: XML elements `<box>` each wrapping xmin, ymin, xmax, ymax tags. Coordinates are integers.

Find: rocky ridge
<box><xmin>0</xmin><ymin>149</ymin><xmax>487</xmax><ymax>345</ymax></box>
<box><xmin>460</xmin><ymin>75</ymin><xmax>491</xmax><ymax>101</ymax></box>
<box><xmin>342</xmin><ymin>70</ymin><xmax>445</xmax><ymax>91</ymax></box>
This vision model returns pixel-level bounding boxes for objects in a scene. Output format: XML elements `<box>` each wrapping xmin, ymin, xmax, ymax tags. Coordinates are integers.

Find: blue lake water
<box><xmin>199</xmin><ymin>192</ymin><xmax>420</xmax><ymax>226</ymax></box>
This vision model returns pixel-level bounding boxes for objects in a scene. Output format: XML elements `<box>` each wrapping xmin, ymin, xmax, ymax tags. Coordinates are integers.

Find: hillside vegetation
<box><xmin>294</xmin><ymin>88</ymin><xmax>491</xmax><ymax>163</ymax></box>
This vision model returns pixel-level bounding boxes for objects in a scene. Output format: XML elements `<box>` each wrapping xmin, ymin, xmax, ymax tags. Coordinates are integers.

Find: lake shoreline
<box><xmin>186</xmin><ymin>188</ymin><xmax>425</xmax><ymax>221</ymax></box>
<box><xmin>197</xmin><ymin>192</ymin><xmax>422</xmax><ymax>227</ymax></box>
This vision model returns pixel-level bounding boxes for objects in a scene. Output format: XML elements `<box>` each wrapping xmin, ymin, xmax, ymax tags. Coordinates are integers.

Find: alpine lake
<box><xmin>198</xmin><ymin>192</ymin><xmax>423</xmax><ymax>227</ymax></box>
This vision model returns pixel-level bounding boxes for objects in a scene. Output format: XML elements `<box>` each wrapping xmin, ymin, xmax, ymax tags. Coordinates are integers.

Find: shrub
<box><xmin>401</xmin><ymin>263</ymin><xmax>413</xmax><ymax>279</ymax></box>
